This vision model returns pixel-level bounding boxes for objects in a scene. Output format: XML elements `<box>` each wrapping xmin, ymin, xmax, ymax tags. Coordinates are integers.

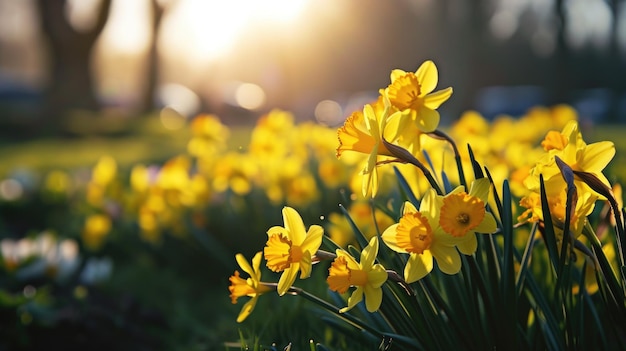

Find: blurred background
<box><xmin>1</xmin><ymin>0</ymin><xmax>626</xmax><ymax>349</ymax></box>
<box><xmin>1</xmin><ymin>0</ymin><xmax>626</xmax><ymax>134</ymax></box>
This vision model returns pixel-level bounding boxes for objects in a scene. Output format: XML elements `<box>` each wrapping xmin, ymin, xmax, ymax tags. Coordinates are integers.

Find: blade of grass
<box><xmin>539</xmin><ymin>175</ymin><xmax>560</xmax><ymax>270</ymax></box>
<box><xmin>339</xmin><ymin>204</ymin><xmax>369</xmax><ymax>249</ymax></box>
<box><xmin>392</xmin><ymin>166</ymin><xmax>421</xmax><ymax>207</ymax></box>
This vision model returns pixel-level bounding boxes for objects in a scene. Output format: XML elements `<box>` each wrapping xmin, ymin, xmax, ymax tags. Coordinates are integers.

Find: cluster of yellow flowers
<box><xmin>77</xmin><ymin>110</ymin><xmax>353</xmax><ymax>248</ymax></box>
<box><xmin>228</xmin><ymin>60</ymin><xmax>621</xmax><ymax>324</ymax></box>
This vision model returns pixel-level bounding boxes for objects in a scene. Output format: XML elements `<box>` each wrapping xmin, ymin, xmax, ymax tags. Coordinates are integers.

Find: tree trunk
<box><xmin>36</xmin><ymin>0</ymin><xmax>112</xmax><ymax>127</ymax></box>
<box><xmin>141</xmin><ymin>0</ymin><xmax>165</xmax><ymax>114</ymax></box>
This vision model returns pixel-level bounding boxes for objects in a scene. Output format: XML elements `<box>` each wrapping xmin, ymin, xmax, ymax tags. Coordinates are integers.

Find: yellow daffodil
<box><xmin>249</xmin><ymin>109</ymin><xmax>296</xmax><ymax>159</ymax></box>
<box><xmin>384</xmin><ymin>60</ymin><xmax>452</xmax><ymax>134</ymax></box>
<box><xmin>82</xmin><ymin>214</ymin><xmax>111</xmax><ymax>251</ymax></box>
<box><xmin>212</xmin><ymin>152</ymin><xmax>259</xmax><ymax>196</ymax></box>
<box><xmin>92</xmin><ymin>155</ymin><xmax>117</xmax><ymax>187</ymax></box>
<box><xmin>264</xmin><ymin>206</ymin><xmax>324</xmax><ymax>295</ymax></box>
<box><xmin>519</xmin><ymin>188</ymin><xmax>598</xmax><ymax>239</ymax></box>
<box><xmin>525</xmin><ymin>120</ymin><xmax>615</xmax><ymax>199</ymax></box>
<box><xmin>382</xmin><ymin>191</ymin><xmax>462</xmax><ymax>282</ymax></box>
<box><xmin>327</xmin><ymin>236</ymin><xmax>388</xmax><ymax>313</ymax></box>
<box><xmin>187</xmin><ymin>114</ymin><xmax>230</xmax><ymax>158</ymax></box>
<box><xmin>229</xmin><ymin>252</ymin><xmax>273</xmax><ymax>323</ymax></box>
<box><xmin>439</xmin><ymin>178</ymin><xmax>498</xmax><ymax>255</ymax></box>
<box><xmin>336</xmin><ymin>98</ymin><xmax>403</xmax><ymax>197</ymax></box>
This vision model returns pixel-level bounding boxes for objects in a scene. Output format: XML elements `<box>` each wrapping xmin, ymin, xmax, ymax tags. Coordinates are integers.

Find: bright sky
<box><xmin>90</xmin><ymin>0</ymin><xmax>311</xmax><ymax>113</ymax></box>
<box><xmin>1</xmin><ymin>0</ymin><xmax>625</xmax><ymax>118</ymax></box>
<box><xmin>94</xmin><ymin>0</ymin><xmax>309</xmax><ymax>58</ymax></box>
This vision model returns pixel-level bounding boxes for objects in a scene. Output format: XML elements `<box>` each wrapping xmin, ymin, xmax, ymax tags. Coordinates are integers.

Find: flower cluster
<box><xmin>228</xmin><ymin>59</ymin><xmax>625</xmax><ymax>350</ymax></box>
<box><xmin>229</xmin><ymin>61</ymin><xmax>498</xmax><ymax>319</ymax></box>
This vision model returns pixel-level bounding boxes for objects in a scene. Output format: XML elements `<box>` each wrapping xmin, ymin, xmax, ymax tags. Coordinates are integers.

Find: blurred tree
<box><xmin>36</xmin><ymin>0</ymin><xmax>112</xmax><ymax>126</ymax></box>
<box><xmin>141</xmin><ymin>0</ymin><xmax>165</xmax><ymax>114</ymax></box>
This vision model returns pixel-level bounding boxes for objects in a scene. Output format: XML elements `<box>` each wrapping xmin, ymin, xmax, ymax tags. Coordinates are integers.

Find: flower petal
<box><xmin>235</xmin><ymin>253</ymin><xmax>254</xmax><ymax>278</ymax></box>
<box><xmin>381</xmin><ymin>223</ymin><xmax>406</xmax><ymax>253</ymax></box>
<box><xmin>363</xmin><ymin>104</ymin><xmax>380</xmax><ymax>136</ymax></box>
<box><xmin>337</xmin><ymin>249</ymin><xmax>361</xmax><ymax>270</ymax></box>
<box><xmin>420</xmin><ymin>189</ymin><xmax>440</xmax><ymax>228</ymax></box>
<box><xmin>368</xmin><ymin>264</ymin><xmax>389</xmax><ymax>288</ymax></box>
<box><xmin>340</xmin><ymin>287</ymin><xmax>364</xmax><ymax>313</ymax></box>
<box><xmin>390</xmin><ymin>69</ymin><xmax>408</xmax><ymax>83</ymax></box>
<box><xmin>417</xmin><ymin>106</ymin><xmax>440</xmax><ymax>132</ymax></box>
<box><xmin>301</xmin><ymin>225</ymin><xmax>324</xmax><ymax>254</ymax></box>
<box><xmin>469</xmin><ymin>178</ymin><xmax>491</xmax><ymax>203</ymax></box>
<box><xmin>415</xmin><ymin>60</ymin><xmax>438</xmax><ymax>95</ymax></box>
<box><xmin>579</xmin><ymin>141</ymin><xmax>615</xmax><ymax>172</ymax></box>
<box><xmin>456</xmin><ymin>235</ymin><xmax>477</xmax><ymax>255</ymax></box>
<box><xmin>236</xmin><ymin>296</ymin><xmax>258</xmax><ymax>323</ymax></box>
<box><xmin>404</xmin><ymin>252</ymin><xmax>433</xmax><ymax>283</ymax></box>
<box><xmin>362</xmin><ymin>162</ymin><xmax>379</xmax><ymax>198</ymax></box>
<box><xmin>423</xmin><ymin>87</ymin><xmax>453</xmax><ymax>109</ymax></box>
<box><xmin>431</xmin><ymin>244</ymin><xmax>461</xmax><ymax>275</ymax></box>
<box><xmin>383</xmin><ymin>110</ymin><xmax>408</xmax><ymax>144</ymax></box>
<box><xmin>361</xmin><ymin>236</ymin><xmax>379</xmax><ymax>269</ymax></box>
<box><xmin>251</xmin><ymin>251</ymin><xmax>263</xmax><ymax>278</ymax></box>
<box><xmin>267</xmin><ymin>225</ymin><xmax>285</xmax><ymax>237</ymax></box>
<box><xmin>277</xmin><ymin>265</ymin><xmax>299</xmax><ymax>296</ymax></box>
<box><xmin>402</xmin><ymin>201</ymin><xmax>419</xmax><ymax>214</ymax></box>
<box><xmin>433</xmin><ymin>228</ymin><xmax>460</xmax><ymax>246</ymax></box>
<box><xmin>474</xmin><ymin>213</ymin><xmax>497</xmax><ymax>234</ymax></box>
<box><xmin>364</xmin><ymin>284</ymin><xmax>383</xmax><ymax>312</ymax></box>
<box><xmin>299</xmin><ymin>251</ymin><xmax>313</xmax><ymax>278</ymax></box>
<box><xmin>282</xmin><ymin>207</ymin><xmax>306</xmax><ymax>245</ymax></box>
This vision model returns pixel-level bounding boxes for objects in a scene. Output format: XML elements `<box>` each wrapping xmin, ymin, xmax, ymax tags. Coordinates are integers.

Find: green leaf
<box><xmin>516</xmin><ymin>222</ymin><xmax>539</xmax><ymax>297</ymax></box>
<box><xmin>467</xmin><ymin>144</ymin><xmax>484</xmax><ymax>179</ymax></box>
<box><xmin>441</xmin><ymin>170</ymin><xmax>452</xmax><ymax>194</ymax></box>
<box><xmin>339</xmin><ymin>204</ymin><xmax>369</xmax><ymax>249</ymax></box>
<box><xmin>539</xmin><ymin>175</ymin><xmax>560</xmax><ymax>271</ymax></box>
<box><xmin>484</xmin><ymin>167</ymin><xmax>503</xmax><ymax>223</ymax></box>
<box><xmin>501</xmin><ymin>180</ymin><xmax>516</xmax><ymax>301</ymax></box>
<box><xmin>392</xmin><ymin>166</ymin><xmax>420</xmax><ymax>207</ymax></box>
<box><xmin>524</xmin><ymin>277</ymin><xmax>566</xmax><ymax>350</ymax></box>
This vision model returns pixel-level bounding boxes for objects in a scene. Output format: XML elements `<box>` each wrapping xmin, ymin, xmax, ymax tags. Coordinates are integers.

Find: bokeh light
<box><xmin>0</xmin><ymin>178</ymin><xmax>23</xmax><ymax>201</ymax></box>
<box><xmin>235</xmin><ymin>83</ymin><xmax>266</xmax><ymax>110</ymax></box>
<box><xmin>314</xmin><ymin>99</ymin><xmax>343</xmax><ymax>126</ymax></box>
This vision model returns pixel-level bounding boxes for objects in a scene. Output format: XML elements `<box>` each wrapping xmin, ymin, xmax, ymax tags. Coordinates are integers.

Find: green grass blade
<box><xmin>467</xmin><ymin>144</ymin><xmax>484</xmax><ymax>179</ymax></box>
<box><xmin>516</xmin><ymin>222</ymin><xmax>539</xmax><ymax>297</ymax></box>
<box><xmin>339</xmin><ymin>204</ymin><xmax>369</xmax><ymax>249</ymax></box>
<box><xmin>539</xmin><ymin>175</ymin><xmax>560</xmax><ymax>271</ymax></box>
<box><xmin>392</xmin><ymin>166</ymin><xmax>420</xmax><ymax>206</ymax></box>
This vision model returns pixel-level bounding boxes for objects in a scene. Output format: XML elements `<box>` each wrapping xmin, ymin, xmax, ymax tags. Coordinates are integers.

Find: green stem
<box><xmin>381</xmin><ymin>138</ymin><xmax>443</xmax><ymax>195</ymax></box>
<box><xmin>313</xmin><ymin>249</ymin><xmax>337</xmax><ymax>262</ymax></box>
<box><xmin>429</xmin><ymin>129</ymin><xmax>467</xmax><ymax>189</ymax></box>
<box><xmin>582</xmin><ymin>222</ymin><xmax>624</xmax><ymax>306</ymax></box>
<box><xmin>286</xmin><ymin>286</ymin><xmax>385</xmax><ymax>338</ymax></box>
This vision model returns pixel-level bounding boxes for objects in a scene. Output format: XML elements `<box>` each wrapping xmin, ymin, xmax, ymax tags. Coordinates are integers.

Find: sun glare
<box><xmin>161</xmin><ymin>0</ymin><xmax>309</xmax><ymax>62</ymax></box>
<box><xmin>99</xmin><ymin>0</ymin><xmax>151</xmax><ymax>54</ymax></box>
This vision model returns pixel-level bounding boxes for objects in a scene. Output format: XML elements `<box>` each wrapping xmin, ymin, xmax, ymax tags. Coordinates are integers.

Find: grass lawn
<box><xmin>0</xmin><ymin>114</ymin><xmax>252</xmax><ymax>176</ymax></box>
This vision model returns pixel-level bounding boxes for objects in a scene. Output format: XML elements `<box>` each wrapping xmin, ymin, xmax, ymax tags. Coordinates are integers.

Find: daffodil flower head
<box><xmin>382</xmin><ymin>191</ymin><xmax>463</xmax><ymax>283</ymax></box>
<box><xmin>384</xmin><ymin>60</ymin><xmax>453</xmax><ymax>133</ymax></box>
<box><xmin>82</xmin><ymin>214</ymin><xmax>111</xmax><ymax>251</ymax></box>
<box><xmin>264</xmin><ymin>206</ymin><xmax>324</xmax><ymax>296</ymax></box>
<box><xmin>519</xmin><ymin>187</ymin><xmax>598</xmax><ymax>240</ymax></box>
<box><xmin>229</xmin><ymin>252</ymin><xmax>273</xmax><ymax>323</ymax></box>
<box><xmin>525</xmin><ymin>120</ymin><xmax>615</xmax><ymax>199</ymax></box>
<box><xmin>337</xmin><ymin>97</ymin><xmax>403</xmax><ymax>197</ymax></box>
<box><xmin>439</xmin><ymin>178</ymin><xmax>497</xmax><ymax>254</ymax></box>
<box><xmin>327</xmin><ymin>236</ymin><xmax>388</xmax><ymax>313</ymax></box>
